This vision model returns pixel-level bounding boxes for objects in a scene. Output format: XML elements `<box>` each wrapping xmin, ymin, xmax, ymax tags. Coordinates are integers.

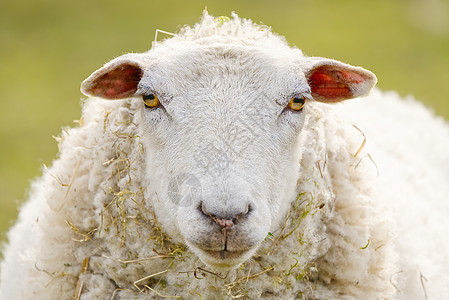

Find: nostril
<box><xmin>243</xmin><ymin>203</ymin><xmax>252</xmax><ymax>215</ymax></box>
<box><xmin>198</xmin><ymin>201</ymin><xmax>253</xmax><ymax>228</ymax></box>
<box><xmin>214</xmin><ymin>217</ymin><xmax>234</xmax><ymax>229</ymax></box>
<box><xmin>198</xmin><ymin>202</ymin><xmax>207</xmax><ymax>216</ymax></box>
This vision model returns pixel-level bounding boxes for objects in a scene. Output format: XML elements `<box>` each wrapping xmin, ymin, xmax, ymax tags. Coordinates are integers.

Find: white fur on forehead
<box><xmin>153</xmin><ymin>12</ymin><xmax>296</xmax><ymax>51</ymax></box>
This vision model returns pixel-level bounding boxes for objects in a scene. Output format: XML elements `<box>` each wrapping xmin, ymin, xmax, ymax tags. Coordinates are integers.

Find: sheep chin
<box><xmin>188</xmin><ymin>243</ymin><xmax>258</xmax><ymax>270</ymax></box>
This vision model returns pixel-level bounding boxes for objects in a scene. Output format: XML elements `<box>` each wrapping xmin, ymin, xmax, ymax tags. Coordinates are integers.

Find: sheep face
<box><xmin>137</xmin><ymin>45</ymin><xmax>312</xmax><ymax>268</ymax></box>
<box><xmin>82</xmin><ymin>33</ymin><xmax>376</xmax><ymax>269</ymax></box>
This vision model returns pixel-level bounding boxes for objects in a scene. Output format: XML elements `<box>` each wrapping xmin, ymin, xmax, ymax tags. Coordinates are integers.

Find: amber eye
<box><xmin>142</xmin><ymin>93</ymin><xmax>160</xmax><ymax>108</ymax></box>
<box><xmin>288</xmin><ymin>96</ymin><xmax>306</xmax><ymax>111</ymax></box>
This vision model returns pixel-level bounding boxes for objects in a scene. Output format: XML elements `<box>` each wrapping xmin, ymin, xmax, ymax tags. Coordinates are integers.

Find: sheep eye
<box><xmin>142</xmin><ymin>93</ymin><xmax>160</xmax><ymax>108</ymax></box>
<box><xmin>287</xmin><ymin>96</ymin><xmax>305</xmax><ymax>111</ymax></box>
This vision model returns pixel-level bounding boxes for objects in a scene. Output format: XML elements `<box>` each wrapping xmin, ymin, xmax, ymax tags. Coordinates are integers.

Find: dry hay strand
<box><xmin>133</xmin><ymin>269</ymin><xmax>169</xmax><ymax>292</ymax></box>
<box><xmin>44</xmin><ymin>164</ymin><xmax>68</xmax><ymax>187</ymax></box>
<box><xmin>354</xmin><ymin>153</ymin><xmax>380</xmax><ymax>177</ymax></box>
<box><xmin>281</xmin><ymin>197</ymin><xmax>315</xmax><ymax>241</ymax></box>
<box><xmin>34</xmin><ymin>263</ymin><xmax>76</xmax><ymax>289</ymax></box>
<box><xmin>64</xmin><ymin>159</ymin><xmax>81</xmax><ymax>201</ymax></box>
<box><xmin>265</xmin><ymin>209</ymin><xmax>291</xmax><ymax>255</ymax></box>
<box><xmin>315</xmin><ymin>153</ymin><xmax>327</xmax><ymax>178</ymax></box>
<box><xmin>224</xmin><ymin>267</ymin><xmax>274</xmax><ymax>296</ymax></box>
<box><xmin>45</xmin><ymin>159</ymin><xmax>81</xmax><ymax>212</ymax></box>
<box><xmin>153</xmin><ymin>29</ymin><xmax>175</xmax><ymax>47</ymax></box>
<box><xmin>99</xmin><ymin>188</ymin><xmax>138</xmax><ymax>245</ymax></box>
<box><xmin>352</xmin><ymin>124</ymin><xmax>366</xmax><ymax>158</ymax></box>
<box><xmin>178</xmin><ymin>267</ymin><xmax>228</xmax><ymax>280</ymax></box>
<box><xmin>73</xmin><ymin>257</ymin><xmax>89</xmax><ymax>300</ymax></box>
<box><xmin>360</xmin><ymin>239</ymin><xmax>371</xmax><ymax>250</ymax></box>
<box><xmin>195</xmin><ymin>7</ymin><xmax>209</xmax><ymax>38</ymax></box>
<box><xmin>110</xmin><ymin>288</ymin><xmax>133</xmax><ymax>300</ymax></box>
<box><xmin>144</xmin><ymin>284</ymin><xmax>181</xmax><ymax>299</ymax></box>
<box><xmin>65</xmin><ymin>220</ymin><xmax>98</xmax><ymax>242</ymax></box>
<box><xmin>102</xmin><ymin>253</ymin><xmax>173</xmax><ymax>265</ymax></box>
<box><xmin>420</xmin><ymin>272</ymin><xmax>429</xmax><ymax>300</ymax></box>
<box><xmin>389</xmin><ymin>271</ymin><xmax>402</xmax><ymax>294</ymax></box>
<box><xmin>34</xmin><ymin>263</ymin><xmax>56</xmax><ymax>278</ymax></box>
<box><xmin>132</xmin><ymin>269</ymin><xmax>181</xmax><ymax>298</ymax></box>
<box><xmin>103</xmin><ymin>110</ymin><xmax>112</xmax><ymax>133</ymax></box>
<box><xmin>266</xmin><ymin>191</ymin><xmax>318</xmax><ymax>255</ymax></box>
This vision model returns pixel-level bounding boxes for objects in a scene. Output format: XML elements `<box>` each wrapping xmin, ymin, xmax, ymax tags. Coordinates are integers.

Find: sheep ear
<box><xmin>81</xmin><ymin>54</ymin><xmax>145</xmax><ymax>99</ymax></box>
<box><xmin>303</xmin><ymin>58</ymin><xmax>377</xmax><ymax>103</ymax></box>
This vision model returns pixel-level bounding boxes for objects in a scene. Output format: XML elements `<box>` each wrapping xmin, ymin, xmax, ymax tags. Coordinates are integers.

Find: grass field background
<box><xmin>1</xmin><ymin>0</ymin><xmax>448</xmax><ymax>245</ymax></box>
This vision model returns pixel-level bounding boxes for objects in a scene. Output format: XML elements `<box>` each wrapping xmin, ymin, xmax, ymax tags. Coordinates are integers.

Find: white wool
<box><xmin>1</xmin><ymin>12</ymin><xmax>448</xmax><ymax>300</ymax></box>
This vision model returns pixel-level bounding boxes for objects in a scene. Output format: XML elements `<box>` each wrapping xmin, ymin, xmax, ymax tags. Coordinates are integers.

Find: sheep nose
<box><xmin>199</xmin><ymin>202</ymin><xmax>251</xmax><ymax>229</ymax></box>
<box><xmin>212</xmin><ymin>217</ymin><xmax>235</xmax><ymax>229</ymax></box>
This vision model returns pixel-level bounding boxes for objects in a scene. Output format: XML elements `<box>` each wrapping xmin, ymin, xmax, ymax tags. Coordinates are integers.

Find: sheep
<box><xmin>1</xmin><ymin>11</ymin><xmax>449</xmax><ymax>300</ymax></box>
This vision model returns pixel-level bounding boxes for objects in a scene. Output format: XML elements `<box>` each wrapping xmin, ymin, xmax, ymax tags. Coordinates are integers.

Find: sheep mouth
<box><xmin>193</xmin><ymin>248</ymin><xmax>256</xmax><ymax>268</ymax></box>
<box><xmin>202</xmin><ymin>249</ymin><xmax>248</xmax><ymax>260</ymax></box>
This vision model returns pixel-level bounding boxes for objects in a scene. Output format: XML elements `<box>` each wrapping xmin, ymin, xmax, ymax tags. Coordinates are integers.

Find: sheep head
<box><xmin>81</xmin><ymin>15</ymin><xmax>376</xmax><ymax>269</ymax></box>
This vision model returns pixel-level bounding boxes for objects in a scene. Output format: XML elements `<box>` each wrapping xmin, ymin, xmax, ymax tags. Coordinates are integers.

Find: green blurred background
<box><xmin>1</xmin><ymin>0</ymin><xmax>448</xmax><ymax>246</ymax></box>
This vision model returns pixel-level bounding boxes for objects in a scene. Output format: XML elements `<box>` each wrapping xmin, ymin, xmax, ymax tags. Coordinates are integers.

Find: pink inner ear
<box><xmin>90</xmin><ymin>64</ymin><xmax>142</xmax><ymax>99</ymax></box>
<box><xmin>308</xmin><ymin>67</ymin><xmax>365</xmax><ymax>102</ymax></box>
